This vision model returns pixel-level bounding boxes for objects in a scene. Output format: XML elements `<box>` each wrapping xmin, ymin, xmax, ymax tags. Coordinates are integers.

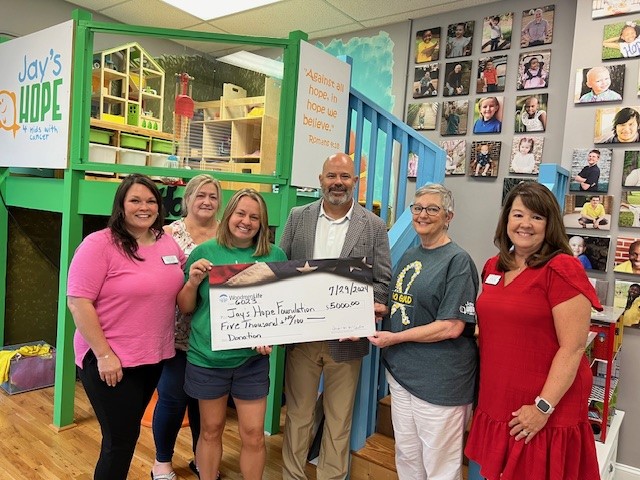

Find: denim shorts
<box><xmin>184</xmin><ymin>355</ymin><xmax>269</xmax><ymax>401</ymax></box>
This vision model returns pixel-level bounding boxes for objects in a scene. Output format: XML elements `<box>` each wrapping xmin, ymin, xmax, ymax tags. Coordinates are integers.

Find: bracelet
<box><xmin>97</xmin><ymin>354</ymin><xmax>110</xmax><ymax>360</ymax></box>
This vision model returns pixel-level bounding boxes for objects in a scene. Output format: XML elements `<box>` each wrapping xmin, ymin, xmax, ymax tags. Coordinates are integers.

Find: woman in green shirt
<box><xmin>178</xmin><ymin>188</ymin><xmax>287</xmax><ymax>480</ymax></box>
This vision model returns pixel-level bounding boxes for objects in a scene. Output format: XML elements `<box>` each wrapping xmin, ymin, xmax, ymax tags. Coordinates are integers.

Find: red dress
<box><xmin>464</xmin><ymin>254</ymin><xmax>602</xmax><ymax>480</ymax></box>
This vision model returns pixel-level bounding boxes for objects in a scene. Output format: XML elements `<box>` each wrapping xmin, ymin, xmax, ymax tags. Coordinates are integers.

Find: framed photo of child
<box><xmin>469</xmin><ymin>141</ymin><xmax>501</xmax><ymax>177</ymax></box>
<box><xmin>415</xmin><ymin>28</ymin><xmax>441</xmax><ymax>63</ymax></box>
<box><xmin>443</xmin><ymin>61</ymin><xmax>472</xmax><ymax>96</ymax></box>
<box><xmin>515</xmin><ymin>94</ymin><xmax>548</xmax><ymax>132</ymax></box>
<box><xmin>440</xmin><ymin>139</ymin><xmax>466</xmax><ymax>175</ymax></box>
<box><xmin>509</xmin><ymin>136</ymin><xmax>543</xmax><ymax>174</ymax></box>
<box><xmin>520</xmin><ymin>5</ymin><xmax>555</xmax><ymax>48</ymax></box>
<box><xmin>445</xmin><ymin>21</ymin><xmax>474</xmax><ymax>59</ymax></box>
<box><xmin>594</xmin><ymin>1</ymin><xmax>640</xmax><ymax>19</ymax></box>
<box><xmin>440</xmin><ymin>100</ymin><xmax>469</xmax><ymax>136</ymax></box>
<box><xmin>615</xmin><ymin>280</ymin><xmax>640</xmax><ymax>328</ymax></box>
<box><xmin>594</xmin><ymin>106</ymin><xmax>640</xmax><ymax>143</ymax></box>
<box><xmin>619</xmin><ymin>191</ymin><xmax>640</xmax><ymax>227</ymax></box>
<box><xmin>502</xmin><ymin>177</ymin><xmax>536</xmax><ymax>205</ymax></box>
<box><xmin>563</xmin><ymin>193</ymin><xmax>613</xmax><ymax>231</ymax></box>
<box><xmin>569</xmin><ymin>148</ymin><xmax>612</xmax><ymax>193</ymax></box>
<box><xmin>623</xmin><ymin>151</ymin><xmax>640</xmax><ymax>187</ymax></box>
<box><xmin>407</xmin><ymin>152</ymin><xmax>419</xmax><ymax>178</ymax></box>
<box><xmin>602</xmin><ymin>20</ymin><xmax>640</xmax><ymax>60</ymax></box>
<box><xmin>472</xmin><ymin>96</ymin><xmax>504</xmax><ymax>134</ymax></box>
<box><xmin>574</xmin><ymin>65</ymin><xmax>624</xmax><ymax>103</ymax></box>
<box><xmin>413</xmin><ymin>63</ymin><xmax>440</xmax><ymax>99</ymax></box>
<box><xmin>481</xmin><ymin>12</ymin><xmax>513</xmax><ymax>52</ymax></box>
<box><xmin>614</xmin><ymin>236</ymin><xmax>640</xmax><ymax>275</ymax></box>
<box><xmin>566</xmin><ymin>234</ymin><xmax>610</xmax><ymax>272</ymax></box>
<box><xmin>516</xmin><ymin>50</ymin><xmax>551</xmax><ymax>90</ymax></box>
<box><xmin>407</xmin><ymin>102</ymin><xmax>438</xmax><ymax>131</ymax></box>
<box><xmin>477</xmin><ymin>56</ymin><xmax>507</xmax><ymax>93</ymax></box>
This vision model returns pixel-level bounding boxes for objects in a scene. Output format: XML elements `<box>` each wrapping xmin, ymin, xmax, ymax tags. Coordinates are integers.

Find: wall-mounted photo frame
<box><xmin>619</xmin><ymin>191</ymin><xmax>640</xmax><ymax>227</ymax></box>
<box><xmin>469</xmin><ymin>141</ymin><xmax>501</xmax><ymax>177</ymax></box>
<box><xmin>602</xmin><ymin>19</ymin><xmax>640</xmax><ymax>59</ymax></box>
<box><xmin>615</xmin><ymin>279</ymin><xmax>640</xmax><ymax>328</ymax></box>
<box><xmin>520</xmin><ymin>5</ymin><xmax>555</xmax><ymax>48</ymax></box>
<box><xmin>477</xmin><ymin>55</ymin><xmax>507</xmax><ymax>93</ymax></box>
<box><xmin>569</xmin><ymin>148</ymin><xmax>612</xmax><ymax>193</ymax></box>
<box><xmin>517</xmin><ymin>50</ymin><xmax>551</xmax><ymax>90</ymax></box>
<box><xmin>440</xmin><ymin>100</ymin><xmax>469</xmax><ymax>136</ymax></box>
<box><xmin>567</xmin><ymin>234</ymin><xmax>610</xmax><ymax>272</ymax></box>
<box><xmin>415</xmin><ymin>28</ymin><xmax>441</xmax><ymax>63</ymax></box>
<box><xmin>594</xmin><ymin>1</ymin><xmax>640</xmax><ymax>19</ymax></box>
<box><xmin>509</xmin><ymin>136</ymin><xmax>543</xmax><ymax>174</ymax></box>
<box><xmin>481</xmin><ymin>12</ymin><xmax>513</xmax><ymax>52</ymax></box>
<box><xmin>407</xmin><ymin>102</ymin><xmax>438</xmax><ymax>131</ymax></box>
<box><xmin>412</xmin><ymin>63</ymin><xmax>440</xmax><ymax>99</ymax></box>
<box><xmin>594</xmin><ymin>106</ymin><xmax>640</xmax><ymax>143</ymax></box>
<box><xmin>614</xmin><ymin>235</ymin><xmax>640</xmax><ymax>275</ymax></box>
<box><xmin>502</xmin><ymin>177</ymin><xmax>536</xmax><ymax>205</ymax></box>
<box><xmin>623</xmin><ymin>150</ymin><xmax>640</xmax><ymax>187</ymax></box>
<box><xmin>563</xmin><ymin>194</ymin><xmax>614</xmax><ymax>231</ymax></box>
<box><xmin>574</xmin><ymin>65</ymin><xmax>624</xmax><ymax>103</ymax></box>
<box><xmin>445</xmin><ymin>21</ymin><xmax>474</xmax><ymax>58</ymax></box>
<box><xmin>440</xmin><ymin>139</ymin><xmax>467</xmax><ymax>175</ymax></box>
<box><xmin>472</xmin><ymin>96</ymin><xmax>504</xmax><ymax>134</ymax></box>
<box><xmin>514</xmin><ymin>94</ymin><xmax>548</xmax><ymax>132</ymax></box>
<box><xmin>407</xmin><ymin>152</ymin><xmax>419</xmax><ymax>178</ymax></box>
<box><xmin>443</xmin><ymin>61</ymin><xmax>472</xmax><ymax>96</ymax></box>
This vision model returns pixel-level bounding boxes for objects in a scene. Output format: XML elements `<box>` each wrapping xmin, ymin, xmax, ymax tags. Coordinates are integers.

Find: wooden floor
<box><xmin>0</xmin><ymin>382</ymin><xmax>317</xmax><ymax>480</ymax></box>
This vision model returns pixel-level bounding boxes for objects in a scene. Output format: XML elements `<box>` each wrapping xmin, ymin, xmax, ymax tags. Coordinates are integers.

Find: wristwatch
<box><xmin>535</xmin><ymin>396</ymin><xmax>555</xmax><ymax>415</ymax></box>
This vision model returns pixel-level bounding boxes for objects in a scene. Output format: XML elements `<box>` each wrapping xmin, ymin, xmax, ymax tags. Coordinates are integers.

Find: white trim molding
<box><xmin>616</xmin><ymin>463</ymin><xmax>640</xmax><ymax>480</ymax></box>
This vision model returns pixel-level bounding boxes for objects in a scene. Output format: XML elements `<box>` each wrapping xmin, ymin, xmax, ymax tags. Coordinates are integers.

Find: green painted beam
<box><xmin>0</xmin><ymin>168</ymin><xmax>8</xmax><ymax>347</ymax></box>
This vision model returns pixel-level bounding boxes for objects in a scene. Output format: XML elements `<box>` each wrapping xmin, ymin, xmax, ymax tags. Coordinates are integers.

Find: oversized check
<box><xmin>209</xmin><ymin>258</ymin><xmax>375</xmax><ymax>350</ymax></box>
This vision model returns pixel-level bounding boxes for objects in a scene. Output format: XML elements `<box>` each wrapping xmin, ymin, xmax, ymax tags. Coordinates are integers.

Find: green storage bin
<box><xmin>151</xmin><ymin>139</ymin><xmax>174</xmax><ymax>154</ymax></box>
<box><xmin>89</xmin><ymin>128</ymin><xmax>113</xmax><ymax>145</ymax></box>
<box><xmin>120</xmin><ymin>133</ymin><xmax>148</xmax><ymax>150</ymax></box>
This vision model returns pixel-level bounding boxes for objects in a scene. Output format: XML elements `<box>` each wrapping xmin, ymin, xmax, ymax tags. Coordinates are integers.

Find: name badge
<box><xmin>162</xmin><ymin>255</ymin><xmax>179</xmax><ymax>265</ymax></box>
<box><xmin>485</xmin><ymin>274</ymin><xmax>501</xmax><ymax>285</ymax></box>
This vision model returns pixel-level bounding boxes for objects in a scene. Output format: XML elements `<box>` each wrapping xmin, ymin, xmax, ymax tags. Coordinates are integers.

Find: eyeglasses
<box><xmin>410</xmin><ymin>204</ymin><xmax>442</xmax><ymax>216</ymax></box>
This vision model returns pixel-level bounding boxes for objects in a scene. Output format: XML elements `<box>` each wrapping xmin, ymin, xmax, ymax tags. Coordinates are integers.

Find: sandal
<box><xmin>150</xmin><ymin>471</ymin><xmax>176</xmax><ymax>480</ymax></box>
<box><xmin>188</xmin><ymin>460</ymin><xmax>221</xmax><ymax>479</ymax></box>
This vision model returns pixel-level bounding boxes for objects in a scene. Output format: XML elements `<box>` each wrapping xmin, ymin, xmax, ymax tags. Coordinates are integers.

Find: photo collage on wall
<box><xmin>406</xmin><ymin>5</ymin><xmax>555</xmax><ymax>179</ymax></box>
<box><xmin>564</xmin><ymin>3</ymin><xmax>640</xmax><ymax>329</ymax></box>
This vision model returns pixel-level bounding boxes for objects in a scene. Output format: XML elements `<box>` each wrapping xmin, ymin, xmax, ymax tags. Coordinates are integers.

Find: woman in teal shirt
<box><xmin>178</xmin><ymin>188</ymin><xmax>287</xmax><ymax>480</ymax></box>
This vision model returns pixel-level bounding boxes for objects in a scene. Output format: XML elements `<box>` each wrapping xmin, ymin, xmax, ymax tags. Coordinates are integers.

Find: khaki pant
<box><xmin>282</xmin><ymin>341</ymin><xmax>362</xmax><ymax>480</ymax></box>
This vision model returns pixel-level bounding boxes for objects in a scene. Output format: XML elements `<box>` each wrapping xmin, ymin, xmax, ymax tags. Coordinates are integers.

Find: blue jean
<box><xmin>152</xmin><ymin>350</ymin><xmax>201</xmax><ymax>462</ymax></box>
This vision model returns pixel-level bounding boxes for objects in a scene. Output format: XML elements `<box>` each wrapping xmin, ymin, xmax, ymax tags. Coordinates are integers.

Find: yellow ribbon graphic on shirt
<box><xmin>391</xmin><ymin>261</ymin><xmax>422</xmax><ymax>325</ymax></box>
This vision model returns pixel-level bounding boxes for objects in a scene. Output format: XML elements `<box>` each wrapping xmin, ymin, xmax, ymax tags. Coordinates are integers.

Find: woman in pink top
<box><xmin>67</xmin><ymin>174</ymin><xmax>186</xmax><ymax>480</ymax></box>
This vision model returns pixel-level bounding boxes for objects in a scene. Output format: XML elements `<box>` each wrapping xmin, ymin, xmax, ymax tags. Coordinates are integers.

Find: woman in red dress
<box><xmin>465</xmin><ymin>182</ymin><xmax>602</xmax><ymax>480</ymax></box>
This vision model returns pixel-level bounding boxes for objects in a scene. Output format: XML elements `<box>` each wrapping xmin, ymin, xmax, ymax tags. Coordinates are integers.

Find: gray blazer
<box><xmin>280</xmin><ymin>200</ymin><xmax>392</xmax><ymax>362</ymax></box>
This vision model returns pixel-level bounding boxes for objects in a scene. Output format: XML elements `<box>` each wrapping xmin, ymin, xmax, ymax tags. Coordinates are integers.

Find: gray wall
<box><xmin>563</xmin><ymin>1</ymin><xmax>640</xmax><ymax>469</ymax></box>
<box><xmin>410</xmin><ymin>0</ymin><xmax>577</xmax><ymax>268</ymax></box>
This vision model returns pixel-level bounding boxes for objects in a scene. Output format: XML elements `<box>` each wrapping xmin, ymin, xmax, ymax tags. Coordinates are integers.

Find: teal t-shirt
<box><xmin>185</xmin><ymin>239</ymin><xmax>287</xmax><ymax>368</ymax></box>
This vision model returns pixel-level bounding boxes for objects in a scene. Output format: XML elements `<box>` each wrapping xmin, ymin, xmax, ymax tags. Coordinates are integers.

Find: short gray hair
<box><xmin>415</xmin><ymin>183</ymin><xmax>454</xmax><ymax>214</ymax></box>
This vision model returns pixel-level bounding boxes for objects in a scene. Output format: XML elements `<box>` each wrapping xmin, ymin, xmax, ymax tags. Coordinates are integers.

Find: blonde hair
<box><xmin>181</xmin><ymin>174</ymin><xmax>221</xmax><ymax>217</ymax></box>
<box><xmin>217</xmin><ymin>188</ymin><xmax>272</xmax><ymax>257</ymax></box>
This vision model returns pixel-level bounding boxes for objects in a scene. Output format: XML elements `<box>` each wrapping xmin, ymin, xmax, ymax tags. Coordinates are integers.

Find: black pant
<box><xmin>78</xmin><ymin>351</ymin><xmax>163</xmax><ymax>480</ymax></box>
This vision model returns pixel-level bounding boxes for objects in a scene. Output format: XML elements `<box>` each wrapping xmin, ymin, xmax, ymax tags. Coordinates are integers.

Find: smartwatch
<box><xmin>535</xmin><ymin>396</ymin><xmax>555</xmax><ymax>415</ymax></box>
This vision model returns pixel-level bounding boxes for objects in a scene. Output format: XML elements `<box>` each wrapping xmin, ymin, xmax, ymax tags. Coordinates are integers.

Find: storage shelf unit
<box><xmin>587</xmin><ymin>306</ymin><xmax>624</xmax><ymax>443</ymax></box>
<box><xmin>187</xmin><ymin>77</ymin><xmax>281</xmax><ymax>191</ymax></box>
<box><xmin>92</xmin><ymin>42</ymin><xmax>165</xmax><ymax>131</ymax></box>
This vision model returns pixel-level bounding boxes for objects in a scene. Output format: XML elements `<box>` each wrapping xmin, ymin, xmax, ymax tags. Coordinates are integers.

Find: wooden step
<box><xmin>350</xmin><ymin>433</ymin><xmax>398</xmax><ymax>480</ymax></box>
<box><xmin>376</xmin><ymin>395</ymin><xmax>394</xmax><ymax>438</ymax></box>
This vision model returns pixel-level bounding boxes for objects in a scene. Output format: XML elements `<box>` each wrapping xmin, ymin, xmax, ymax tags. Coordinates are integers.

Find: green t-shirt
<box><xmin>185</xmin><ymin>239</ymin><xmax>287</xmax><ymax>368</ymax></box>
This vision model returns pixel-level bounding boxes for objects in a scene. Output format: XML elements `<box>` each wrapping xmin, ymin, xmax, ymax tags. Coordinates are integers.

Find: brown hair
<box><xmin>216</xmin><ymin>188</ymin><xmax>272</xmax><ymax>257</ymax></box>
<box><xmin>107</xmin><ymin>174</ymin><xmax>165</xmax><ymax>261</ymax></box>
<box><xmin>495</xmin><ymin>182</ymin><xmax>571</xmax><ymax>271</ymax></box>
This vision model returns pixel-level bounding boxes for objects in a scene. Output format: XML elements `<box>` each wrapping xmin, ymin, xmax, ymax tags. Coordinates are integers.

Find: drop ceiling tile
<box><xmin>100</xmin><ymin>0</ymin><xmax>204</xmax><ymax>29</ymax></box>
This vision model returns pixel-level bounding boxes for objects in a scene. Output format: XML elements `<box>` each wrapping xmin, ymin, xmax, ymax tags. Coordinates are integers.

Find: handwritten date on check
<box><xmin>208</xmin><ymin>258</ymin><xmax>375</xmax><ymax>350</ymax></box>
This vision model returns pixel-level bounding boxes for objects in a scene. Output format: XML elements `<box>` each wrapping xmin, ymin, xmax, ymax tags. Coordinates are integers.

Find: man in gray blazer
<box><xmin>280</xmin><ymin>152</ymin><xmax>391</xmax><ymax>480</ymax></box>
